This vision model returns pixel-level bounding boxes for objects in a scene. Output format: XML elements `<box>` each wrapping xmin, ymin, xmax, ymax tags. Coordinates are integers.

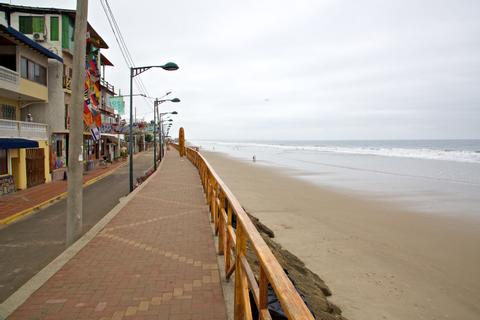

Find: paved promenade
<box><xmin>6</xmin><ymin>151</ymin><xmax>227</xmax><ymax>320</ymax></box>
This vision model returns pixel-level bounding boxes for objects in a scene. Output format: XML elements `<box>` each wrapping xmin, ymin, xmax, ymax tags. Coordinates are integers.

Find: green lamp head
<box><xmin>161</xmin><ymin>62</ymin><xmax>179</xmax><ymax>71</ymax></box>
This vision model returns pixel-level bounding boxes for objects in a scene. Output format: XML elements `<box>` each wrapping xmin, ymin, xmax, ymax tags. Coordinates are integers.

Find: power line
<box><xmin>104</xmin><ymin>0</ymin><xmax>150</xmax><ymax>97</ymax></box>
<box><xmin>99</xmin><ymin>0</ymin><xmax>153</xmax><ymax>114</ymax></box>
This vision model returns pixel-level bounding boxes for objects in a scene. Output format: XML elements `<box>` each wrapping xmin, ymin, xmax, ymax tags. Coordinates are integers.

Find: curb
<box><xmin>0</xmin><ymin>161</ymin><xmax>127</xmax><ymax>226</ymax></box>
<box><xmin>0</xmin><ymin>158</ymin><xmax>164</xmax><ymax>319</ymax></box>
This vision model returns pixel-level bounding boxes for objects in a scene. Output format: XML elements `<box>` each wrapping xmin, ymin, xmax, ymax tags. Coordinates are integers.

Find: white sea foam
<box><xmin>196</xmin><ymin>141</ymin><xmax>480</xmax><ymax>164</ymax></box>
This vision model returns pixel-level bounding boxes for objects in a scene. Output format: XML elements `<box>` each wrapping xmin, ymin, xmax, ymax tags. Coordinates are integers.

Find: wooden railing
<box><xmin>174</xmin><ymin>144</ymin><xmax>315</xmax><ymax>320</ymax></box>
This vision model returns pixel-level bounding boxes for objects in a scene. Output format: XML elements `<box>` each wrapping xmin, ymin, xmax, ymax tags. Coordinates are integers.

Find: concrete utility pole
<box><xmin>66</xmin><ymin>0</ymin><xmax>88</xmax><ymax>247</ymax></box>
<box><xmin>153</xmin><ymin>99</ymin><xmax>158</xmax><ymax>170</ymax></box>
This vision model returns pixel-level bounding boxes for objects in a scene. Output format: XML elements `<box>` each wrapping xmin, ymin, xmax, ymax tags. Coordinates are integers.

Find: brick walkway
<box><xmin>7</xmin><ymin>151</ymin><xmax>227</xmax><ymax>320</ymax></box>
<box><xmin>0</xmin><ymin>158</ymin><xmax>127</xmax><ymax>223</ymax></box>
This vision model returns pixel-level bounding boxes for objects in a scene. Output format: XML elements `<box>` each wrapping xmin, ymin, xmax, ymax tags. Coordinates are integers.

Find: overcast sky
<box><xmin>5</xmin><ymin>0</ymin><xmax>480</xmax><ymax>140</ymax></box>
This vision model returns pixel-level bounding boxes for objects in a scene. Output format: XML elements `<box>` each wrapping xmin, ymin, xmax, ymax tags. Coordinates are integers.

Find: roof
<box><xmin>100</xmin><ymin>53</ymin><xmax>114</xmax><ymax>66</ymax></box>
<box><xmin>0</xmin><ymin>25</ymin><xmax>63</xmax><ymax>62</ymax></box>
<box><xmin>0</xmin><ymin>3</ymin><xmax>109</xmax><ymax>49</ymax></box>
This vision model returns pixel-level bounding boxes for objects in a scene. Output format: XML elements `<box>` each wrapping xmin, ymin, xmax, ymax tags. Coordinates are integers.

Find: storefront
<box><xmin>51</xmin><ymin>133</ymin><xmax>68</xmax><ymax>180</ymax></box>
<box><xmin>0</xmin><ymin>138</ymin><xmax>50</xmax><ymax>195</ymax></box>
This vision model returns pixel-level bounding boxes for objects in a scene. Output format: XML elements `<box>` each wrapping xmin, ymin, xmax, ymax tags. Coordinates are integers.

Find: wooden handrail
<box><xmin>172</xmin><ymin>144</ymin><xmax>314</xmax><ymax>320</ymax></box>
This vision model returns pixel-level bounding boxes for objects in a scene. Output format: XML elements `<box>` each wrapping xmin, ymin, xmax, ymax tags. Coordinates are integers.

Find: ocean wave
<box><xmin>197</xmin><ymin>141</ymin><xmax>480</xmax><ymax>164</ymax></box>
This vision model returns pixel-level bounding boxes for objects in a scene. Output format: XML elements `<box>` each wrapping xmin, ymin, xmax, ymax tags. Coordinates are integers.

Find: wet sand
<box><xmin>201</xmin><ymin>150</ymin><xmax>480</xmax><ymax>320</ymax></box>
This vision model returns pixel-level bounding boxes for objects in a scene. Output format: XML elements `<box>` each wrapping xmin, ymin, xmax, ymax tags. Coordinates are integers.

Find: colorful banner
<box><xmin>83</xmin><ymin>40</ymin><xmax>102</xmax><ymax>139</ymax></box>
<box><xmin>110</xmin><ymin>96</ymin><xmax>125</xmax><ymax>115</ymax></box>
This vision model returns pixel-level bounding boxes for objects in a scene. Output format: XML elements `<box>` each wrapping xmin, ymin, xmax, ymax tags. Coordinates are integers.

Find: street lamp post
<box><xmin>159</xmin><ymin>112</ymin><xmax>177</xmax><ymax>160</ymax></box>
<box><xmin>153</xmin><ymin>100</ymin><xmax>158</xmax><ymax>170</ymax></box>
<box><xmin>129</xmin><ymin>63</ymin><xmax>178</xmax><ymax>192</ymax></box>
<box><xmin>153</xmin><ymin>98</ymin><xmax>179</xmax><ymax>170</ymax></box>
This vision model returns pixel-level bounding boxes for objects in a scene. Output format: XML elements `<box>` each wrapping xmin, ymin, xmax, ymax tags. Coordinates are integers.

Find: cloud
<box><xmin>8</xmin><ymin>0</ymin><xmax>480</xmax><ymax>139</ymax></box>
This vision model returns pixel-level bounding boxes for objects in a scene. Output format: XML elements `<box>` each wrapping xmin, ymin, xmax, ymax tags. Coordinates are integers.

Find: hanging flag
<box><xmin>94</xmin><ymin>81</ymin><xmax>101</xmax><ymax>98</ymax></box>
<box><xmin>83</xmin><ymin>99</ymin><xmax>94</xmax><ymax>126</ymax></box>
<box><xmin>89</xmin><ymin>60</ymin><xmax>98</xmax><ymax>75</ymax></box>
<box><xmin>94</xmin><ymin>114</ymin><xmax>102</xmax><ymax>127</ymax></box>
<box><xmin>90</xmin><ymin>126</ymin><xmax>101</xmax><ymax>141</ymax></box>
<box><xmin>90</xmin><ymin>93</ymin><xmax>99</xmax><ymax>107</ymax></box>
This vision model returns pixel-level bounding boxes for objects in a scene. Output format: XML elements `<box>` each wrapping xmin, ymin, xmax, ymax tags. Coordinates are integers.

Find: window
<box><xmin>19</xmin><ymin>16</ymin><xmax>32</xmax><ymax>34</ymax></box>
<box><xmin>56</xmin><ymin>140</ymin><xmax>62</xmax><ymax>157</ymax></box>
<box><xmin>0</xmin><ymin>149</ymin><xmax>7</xmax><ymax>175</ymax></box>
<box><xmin>27</xmin><ymin>59</ymin><xmax>35</xmax><ymax>81</ymax></box>
<box><xmin>0</xmin><ymin>104</ymin><xmax>16</xmax><ymax>120</ymax></box>
<box><xmin>50</xmin><ymin>16</ymin><xmax>59</xmax><ymax>41</ymax></box>
<box><xmin>20</xmin><ymin>57</ymin><xmax>28</xmax><ymax>78</ymax></box>
<box><xmin>34</xmin><ymin>63</ymin><xmax>46</xmax><ymax>84</ymax></box>
<box><xmin>20</xmin><ymin>57</ymin><xmax>47</xmax><ymax>85</ymax></box>
<box><xmin>19</xmin><ymin>16</ymin><xmax>45</xmax><ymax>34</ymax></box>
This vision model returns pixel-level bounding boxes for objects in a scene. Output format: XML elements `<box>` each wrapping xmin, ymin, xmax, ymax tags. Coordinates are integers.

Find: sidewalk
<box><xmin>5</xmin><ymin>151</ymin><xmax>227</xmax><ymax>320</ymax></box>
<box><xmin>0</xmin><ymin>158</ymin><xmax>127</xmax><ymax>224</ymax></box>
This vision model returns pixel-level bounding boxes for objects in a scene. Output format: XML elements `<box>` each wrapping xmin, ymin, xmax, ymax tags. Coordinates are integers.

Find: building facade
<box><xmin>0</xmin><ymin>4</ymin><xmax>120</xmax><ymax>186</ymax></box>
<box><xmin>0</xmin><ymin>25</ymin><xmax>63</xmax><ymax>194</ymax></box>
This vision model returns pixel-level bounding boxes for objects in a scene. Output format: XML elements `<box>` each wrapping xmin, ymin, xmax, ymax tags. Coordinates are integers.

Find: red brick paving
<box><xmin>0</xmin><ymin>159</ymin><xmax>127</xmax><ymax>222</ymax></box>
<box><xmin>7</xmin><ymin>151</ymin><xmax>227</xmax><ymax>320</ymax></box>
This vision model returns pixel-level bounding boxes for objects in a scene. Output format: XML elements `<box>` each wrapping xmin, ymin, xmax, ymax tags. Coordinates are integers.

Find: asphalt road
<box><xmin>0</xmin><ymin>151</ymin><xmax>155</xmax><ymax>303</ymax></box>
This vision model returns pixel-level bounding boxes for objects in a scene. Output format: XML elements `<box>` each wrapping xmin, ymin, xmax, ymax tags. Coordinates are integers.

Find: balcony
<box><xmin>0</xmin><ymin>65</ymin><xmax>20</xmax><ymax>93</ymax></box>
<box><xmin>62</xmin><ymin>75</ymin><xmax>72</xmax><ymax>93</ymax></box>
<box><xmin>100</xmin><ymin>78</ymin><xmax>115</xmax><ymax>94</ymax></box>
<box><xmin>0</xmin><ymin>66</ymin><xmax>48</xmax><ymax>102</ymax></box>
<box><xmin>0</xmin><ymin>119</ymin><xmax>48</xmax><ymax>140</ymax></box>
<box><xmin>99</xmin><ymin>103</ymin><xmax>115</xmax><ymax>115</ymax></box>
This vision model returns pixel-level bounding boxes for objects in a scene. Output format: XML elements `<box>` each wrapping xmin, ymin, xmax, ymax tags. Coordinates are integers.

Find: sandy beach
<box><xmin>201</xmin><ymin>150</ymin><xmax>480</xmax><ymax>320</ymax></box>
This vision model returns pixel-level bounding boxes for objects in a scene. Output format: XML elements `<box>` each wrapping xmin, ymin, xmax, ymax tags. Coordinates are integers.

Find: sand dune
<box><xmin>202</xmin><ymin>151</ymin><xmax>480</xmax><ymax>320</ymax></box>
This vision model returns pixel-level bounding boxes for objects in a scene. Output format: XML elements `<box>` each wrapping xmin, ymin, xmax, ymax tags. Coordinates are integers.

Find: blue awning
<box><xmin>0</xmin><ymin>138</ymin><xmax>39</xmax><ymax>149</ymax></box>
<box><xmin>0</xmin><ymin>25</ymin><xmax>63</xmax><ymax>62</ymax></box>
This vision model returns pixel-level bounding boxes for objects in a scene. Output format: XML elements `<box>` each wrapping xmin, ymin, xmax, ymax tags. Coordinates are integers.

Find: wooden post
<box><xmin>234</xmin><ymin>224</ymin><xmax>246</xmax><ymax>320</ymax></box>
<box><xmin>218</xmin><ymin>193</ymin><xmax>225</xmax><ymax>255</ymax></box>
<box><xmin>211</xmin><ymin>187</ymin><xmax>216</xmax><ymax>224</ymax></box>
<box><xmin>225</xmin><ymin>203</ymin><xmax>232</xmax><ymax>274</ymax></box>
<box><xmin>259</xmin><ymin>265</ymin><xmax>269</xmax><ymax>318</ymax></box>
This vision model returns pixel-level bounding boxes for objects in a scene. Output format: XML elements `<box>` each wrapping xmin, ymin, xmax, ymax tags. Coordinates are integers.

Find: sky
<box><xmin>4</xmin><ymin>0</ymin><xmax>480</xmax><ymax>140</ymax></box>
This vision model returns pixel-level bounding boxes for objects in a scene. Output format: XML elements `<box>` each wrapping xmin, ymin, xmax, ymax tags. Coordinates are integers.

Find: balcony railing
<box><xmin>100</xmin><ymin>78</ymin><xmax>115</xmax><ymax>94</ymax></box>
<box><xmin>0</xmin><ymin>119</ymin><xmax>48</xmax><ymax>140</ymax></box>
<box><xmin>0</xmin><ymin>66</ymin><xmax>20</xmax><ymax>94</ymax></box>
<box><xmin>0</xmin><ymin>66</ymin><xmax>19</xmax><ymax>85</ymax></box>
<box><xmin>63</xmin><ymin>75</ymin><xmax>72</xmax><ymax>91</ymax></box>
<box><xmin>99</xmin><ymin>103</ymin><xmax>115</xmax><ymax>114</ymax></box>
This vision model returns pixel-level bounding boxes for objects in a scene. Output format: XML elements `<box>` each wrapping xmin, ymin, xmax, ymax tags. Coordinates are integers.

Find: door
<box><xmin>26</xmin><ymin>148</ymin><xmax>45</xmax><ymax>188</ymax></box>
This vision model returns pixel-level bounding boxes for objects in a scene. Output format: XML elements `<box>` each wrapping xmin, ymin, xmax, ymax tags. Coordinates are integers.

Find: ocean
<box><xmin>190</xmin><ymin>140</ymin><xmax>480</xmax><ymax>218</ymax></box>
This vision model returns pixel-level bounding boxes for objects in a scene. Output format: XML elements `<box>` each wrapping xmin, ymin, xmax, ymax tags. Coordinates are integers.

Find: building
<box><xmin>0</xmin><ymin>3</ymin><xmax>120</xmax><ymax>182</ymax></box>
<box><xmin>0</xmin><ymin>24</ymin><xmax>63</xmax><ymax>195</ymax></box>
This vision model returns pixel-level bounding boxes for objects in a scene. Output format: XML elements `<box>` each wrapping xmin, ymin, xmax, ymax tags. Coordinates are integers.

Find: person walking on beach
<box><xmin>253</xmin><ymin>154</ymin><xmax>256</xmax><ymax>162</ymax></box>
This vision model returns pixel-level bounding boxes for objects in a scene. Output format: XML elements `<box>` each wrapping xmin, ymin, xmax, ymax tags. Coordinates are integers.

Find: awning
<box><xmin>102</xmin><ymin>134</ymin><xmax>120</xmax><ymax>144</ymax></box>
<box><xmin>100</xmin><ymin>53</ymin><xmax>114</xmax><ymax>66</ymax></box>
<box><xmin>0</xmin><ymin>138</ymin><xmax>39</xmax><ymax>149</ymax></box>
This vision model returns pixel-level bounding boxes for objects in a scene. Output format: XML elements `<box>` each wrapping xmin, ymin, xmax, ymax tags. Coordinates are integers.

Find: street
<box><xmin>0</xmin><ymin>151</ymin><xmax>155</xmax><ymax>302</ymax></box>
